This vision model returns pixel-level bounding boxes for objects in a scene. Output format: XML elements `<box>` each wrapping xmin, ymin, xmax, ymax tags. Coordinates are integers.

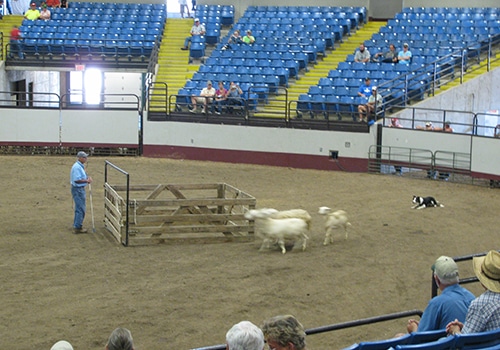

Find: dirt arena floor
<box><xmin>1</xmin><ymin>155</ymin><xmax>498</xmax><ymax>350</ymax></box>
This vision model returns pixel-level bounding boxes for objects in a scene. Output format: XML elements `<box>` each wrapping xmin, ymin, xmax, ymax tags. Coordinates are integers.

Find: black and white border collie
<box><xmin>412</xmin><ymin>196</ymin><xmax>444</xmax><ymax>209</ymax></box>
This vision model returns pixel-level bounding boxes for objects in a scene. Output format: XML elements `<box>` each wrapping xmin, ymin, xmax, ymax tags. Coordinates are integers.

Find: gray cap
<box><xmin>77</xmin><ymin>151</ymin><xmax>88</xmax><ymax>158</ymax></box>
<box><xmin>50</xmin><ymin>340</ymin><xmax>74</xmax><ymax>350</ymax></box>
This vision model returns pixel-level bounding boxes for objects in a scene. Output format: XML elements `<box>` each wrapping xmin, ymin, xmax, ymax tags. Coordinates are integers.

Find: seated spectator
<box><xmin>190</xmin><ymin>80</ymin><xmax>216</xmax><ymax>114</ymax></box>
<box><xmin>389</xmin><ymin>117</ymin><xmax>403</xmax><ymax>128</ymax></box>
<box><xmin>106</xmin><ymin>327</ymin><xmax>135</xmax><ymax>350</ymax></box>
<box><xmin>226</xmin><ymin>321</ymin><xmax>265</xmax><ymax>350</ymax></box>
<box><xmin>398</xmin><ymin>43</ymin><xmax>412</xmax><ymax>65</ymax></box>
<box><xmin>357</xmin><ymin>86</ymin><xmax>383</xmax><ymax>123</ymax></box>
<box><xmin>222</xmin><ymin>30</ymin><xmax>243</xmax><ymax>50</ymax></box>
<box><xmin>242</xmin><ymin>30</ymin><xmax>255</xmax><ymax>44</ymax></box>
<box><xmin>404</xmin><ymin>256</ymin><xmax>475</xmax><ymax>334</ymax></box>
<box><xmin>261</xmin><ymin>315</ymin><xmax>307</xmax><ymax>350</ymax></box>
<box><xmin>181</xmin><ymin>18</ymin><xmax>205</xmax><ymax>50</ymax></box>
<box><xmin>9</xmin><ymin>25</ymin><xmax>24</xmax><ymax>59</ymax></box>
<box><xmin>212</xmin><ymin>81</ymin><xmax>228</xmax><ymax>115</ymax></box>
<box><xmin>372</xmin><ymin>44</ymin><xmax>398</xmax><ymax>63</ymax></box>
<box><xmin>226</xmin><ymin>82</ymin><xmax>244</xmax><ymax>114</ymax></box>
<box><xmin>46</xmin><ymin>0</ymin><xmax>61</xmax><ymax>8</ymax></box>
<box><xmin>50</xmin><ymin>340</ymin><xmax>74</xmax><ymax>350</ymax></box>
<box><xmin>354</xmin><ymin>43</ymin><xmax>370</xmax><ymax>63</ymax></box>
<box><xmin>39</xmin><ymin>3</ymin><xmax>51</xmax><ymax>20</ymax></box>
<box><xmin>24</xmin><ymin>2</ymin><xmax>40</xmax><ymax>20</ymax></box>
<box><xmin>357</xmin><ymin>77</ymin><xmax>373</xmax><ymax>101</ymax></box>
<box><xmin>447</xmin><ymin>250</ymin><xmax>500</xmax><ymax>335</ymax></box>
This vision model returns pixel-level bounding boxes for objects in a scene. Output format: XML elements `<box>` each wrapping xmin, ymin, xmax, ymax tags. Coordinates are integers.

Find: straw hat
<box><xmin>473</xmin><ymin>250</ymin><xmax>500</xmax><ymax>293</ymax></box>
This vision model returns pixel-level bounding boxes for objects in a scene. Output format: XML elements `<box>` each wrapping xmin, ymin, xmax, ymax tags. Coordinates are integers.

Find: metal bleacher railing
<box><xmin>190</xmin><ymin>250</ymin><xmax>495</xmax><ymax>350</ymax></box>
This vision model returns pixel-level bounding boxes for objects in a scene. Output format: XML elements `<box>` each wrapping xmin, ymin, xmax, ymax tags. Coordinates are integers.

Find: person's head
<box><xmin>226</xmin><ymin>321</ymin><xmax>264</xmax><ymax>350</ymax></box>
<box><xmin>233</xmin><ymin>29</ymin><xmax>240</xmax><ymax>36</ymax></box>
<box><xmin>371</xmin><ymin>86</ymin><xmax>377</xmax><ymax>95</ymax></box>
<box><xmin>194</xmin><ymin>18</ymin><xmax>200</xmax><ymax>25</ymax></box>
<box><xmin>473</xmin><ymin>250</ymin><xmax>500</xmax><ymax>293</ymax></box>
<box><xmin>42</xmin><ymin>3</ymin><xmax>47</xmax><ymax>8</ymax></box>
<box><xmin>106</xmin><ymin>327</ymin><xmax>134</xmax><ymax>350</ymax></box>
<box><xmin>230</xmin><ymin>81</ymin><xmax>237</xmax><ymax>89</ymax></box>
<box><xmin>391</xmin><ymin>118</ymin><xmax>399</xmax><ymax>126</ymax></box>
<box><xmin>261</xmin><ymin>315</ymin><xmax>306</xmax><ymax>350</ymax></box>
<box><xmin>389</xmin><ymin>44</ymin><xmax>396</xmax><ymax>51</ymax></box>
<box><xmin>246</xmin><ymin>30</ymin><xmax>252</xmax><ymax>36</ymax></box>
<box><xmin>444</xmin><ymin>121</ymin><xmax>452</xmax><ymax>130</ymax></box>
<box><xmin>50</xmin><ymin>340</ymin><xmax>74</xmax><ymax>350</ymax></box>
<box><xmin>218</xmin><ymin>81</ymin><xmax>224</xmax><ymax>89</ymax></box>
<box><xmin>30</xmin><ymin>2</ymin><xmax>36</xmax><ymax>8</ymax></box>
<box><xmin>77</xmin><ymin>151</ymin><xmax>88</xmax><ymax>163</ymax></box>
<box><xmin>425</xmin><ymin>122</ymin><xmax>433</xmax><ymax>130</ymax></box>
<box><xmin>364</xmin><ymin>77</ymin><xmax>371</xmax><ymax>86</ymax></box>
<box><xmin>432</xmin><ymin>256</ymin><xmax>459</xmax><ymax>286</ymax></box>
<box><xmin>359</xmin><ymin>43</ymin><xmax>365</xmax><ymax>52</ymax></box>
<box><xmin>207</xmin><ymin>80</ymin><xmax>213</xmax><ymax>88</ymax></box>
<box><xmin>403</xmin><ymin>43</ymin><xmax>409</xmax><ymax>51</ymax></box>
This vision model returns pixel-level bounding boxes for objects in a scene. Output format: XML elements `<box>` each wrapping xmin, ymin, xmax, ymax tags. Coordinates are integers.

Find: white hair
<box><xmin>226</xmin><ymin>321</ymin><xmax>264</xmax><ymax>350</ymax></box>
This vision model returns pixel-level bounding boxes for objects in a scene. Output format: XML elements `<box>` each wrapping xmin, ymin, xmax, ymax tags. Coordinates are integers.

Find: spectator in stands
<box><xmin>50</xmin><ymin>340</ymin><xmax>74</xmax><ymax>350</ymax></box>
<box><xmin>262</xmin><ymin>315</ymin><xmax>307</xmax><ymax>350</ymax></box>
<box><xmin>178</xmin><ymin>0</ymin><xmax>190</xmax><ymax>18</ymax></box>
<box><xmin>398</xmin><ymin>43</ymin><xmax>412</xmax><ymax>65</ymax></box>
<box><xmin>226</xmin><ymin>81</ymin><xmax>244</xmax><ymax>114</ymax></box>
<box><xmin>191</xmin><ymin>0</ymin><xmax>196</xmax><ymax>11</ymax></box>
<box><xmin>190</xmin><ymin>80</ymin><xmax>216</xmax><ymax>114</ymax></box>
<box><xmin>226</xmin><ymin>321</ymin><xmax>265</xmax><ymax>350</ymax></box>
<box><xmin>39</xmin><ymin>3</ymin><xmax>51</xmax><ymax>20</ymax></box>
<box><xmin>106</xmin><ymin>327</ymin><xmax>135</xmax><ymax>350</ymax></box>
<box><xmin>404</xmin><ymin>256</ymin><xmax>475</xmax><ymax>334</ymax></box>
<box><xmin>181</xmin><ymin>18</ymin><xmax>205</xmax><ymax>50</ymax></box>
<box><xmin>24</xmin><ymin>2</ymin><xmax>40</xmax><ymax>20</ymax></box>
<box><xmin>354</xmin><ymin>43</ymin><xmax>370</xmax><ymax>63</ymax></box>
<box><xmin>222</xmin><ymin>30</ymin><xmax>242</xmax><ymax>50</ymax></box>
<box><xmin>242</xmin><ymin>29</ymin><xmax>255</xmax><ymax>44</ymax></box>
<box><xmin>372</xmin><ymin>44</ymin><xmax>398</xmax><ymax>63</ymax></box>
<box><xmin>46</xmin><ymin>0</ymin><xmax>60</xmax><ymax>8</ymax></box>
<box><xmin>447</xmin><ymin>250</ymin><xmax>500</xmax><ymax>335</ymax></box>
<box><xmin>212</xmin><ymin>81</ymin><xmax>228</xmax><ymax>115</ymax></box>
<box><xmin>357</xmin><ymin>86</ymin><xmax>383</xmax><ymax>123</ymax></box>
<box><xmin>9</xmin><ymin>25</ymin><xmax>24</xmax><ymax>59</ymax></box>
<box><xmin>357</xmin><ymin>77</ymin><xmax>373</xmax><ymax>100</ymax></box>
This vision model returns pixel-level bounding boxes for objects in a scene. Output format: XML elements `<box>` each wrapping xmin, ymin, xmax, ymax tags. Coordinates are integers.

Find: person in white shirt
<box><xmin>181</xmin><ymin>18</ymin><xmax>205</xmax><ymax>50</ymax></box>
<box><xmin>190</xmin><ymin>81</ymin><xmax>216</xmax><ymax>114</ymax></box>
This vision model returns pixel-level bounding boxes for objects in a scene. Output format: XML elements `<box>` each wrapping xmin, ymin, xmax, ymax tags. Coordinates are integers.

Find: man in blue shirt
<box><xmin>406</xmin><ymin>256</ymin><xmax>475</xmax><ymax>333</ymax></box>
<box><xmin>70</xmin><ymin>151</ymin><xmax>92</xmax><ymax>233</ymax></box>
<box><xmin>398</xmin><ymin>43</ymin><xmax>412</xmax><ymax>65</ymax></box>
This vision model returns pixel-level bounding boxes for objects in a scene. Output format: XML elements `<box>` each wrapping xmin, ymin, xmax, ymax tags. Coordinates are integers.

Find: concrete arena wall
<box><xmin>142</xmin><ymin>121</ymin><xmax>378</xmax><ymax>172</ymax></box>
<box><xmin>0</xmin><ymin>109</ymin><xmax>139</xmax><ymax>148</ymax></box>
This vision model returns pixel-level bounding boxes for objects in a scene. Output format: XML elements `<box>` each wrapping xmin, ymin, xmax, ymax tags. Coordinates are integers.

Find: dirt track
<box><xmin>0</xmin><ymin>155</ymin><xmax>497</xmax><ymax>350</ymax></box>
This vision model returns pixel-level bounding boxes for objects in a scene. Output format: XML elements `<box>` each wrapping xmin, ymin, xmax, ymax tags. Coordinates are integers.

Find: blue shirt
<box><xmin>70</xmin><ymin>160</ymin><xmax>88</xmax><ymax>187</ymax></box>
<box><xmin>462</xmin><ymin>290</ymin><xmax>500</xmax><ymax>334</ymax></box>
<box><xmin>398</xmin><ymin>50</ymin><xmax>412</xmax><ymax>65</ymax></box>
<box><xmin>418</xmin><ymin>284</ymin><xmax>475</xmax><ymax>332</ymax></box>
<box><xmin>358</xmin><ymin>83</ymin><xmax>372</xmax><ymax>98</ymax></box>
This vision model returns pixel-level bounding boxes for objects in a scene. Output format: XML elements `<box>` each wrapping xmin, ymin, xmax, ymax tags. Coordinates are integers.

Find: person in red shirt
<box><xmin>9</xmin><ymin>25</ymin><xmax>24</xmax><ymax>59</ymax></box>
<box><xmin>46</xmin><ymin>0</ymin><xmax>61</xmax><ymax>8</ymax></box>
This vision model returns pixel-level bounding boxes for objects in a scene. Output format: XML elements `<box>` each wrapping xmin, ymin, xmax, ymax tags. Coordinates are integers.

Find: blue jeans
<box><xmin>10</xmin><ymin>39</ymin><xmax>24</xmax><ymax>59</ymax></box>
<box><xmin>183</xmin><ymin>36</ymin><xmax>192</xmax><ymax>48</ymax></box>
<box><xmin>71</xmin><ymin>186</ymin><xmax>86</xmax><ymax>229</ymax></box>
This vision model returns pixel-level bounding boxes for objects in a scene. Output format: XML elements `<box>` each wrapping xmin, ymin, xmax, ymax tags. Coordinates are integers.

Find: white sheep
<box><xmin>269</xmin><ymin>209</ymin><xmax>312</xmax><ymax>230</ymax></box>
<box><xmin>318</xmin><ymin>206</ymin><xmax>351</xmax><ymax>246</ymax></box>
<box><xmin>244</xmin><ymin>208</ymin><xmax>310</xmax><ymax>254</ymax></box>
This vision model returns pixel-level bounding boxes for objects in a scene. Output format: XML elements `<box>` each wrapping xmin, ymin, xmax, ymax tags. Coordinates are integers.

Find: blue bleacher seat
<box><xmin>454</xmin><ymin>328</ymin><xmax>500</xmax><ymax>350</ymax></box>
<box><xmin>395</xmin><ymin>335</ymin><xmax>455</xmax><ymax>350</ymax></box>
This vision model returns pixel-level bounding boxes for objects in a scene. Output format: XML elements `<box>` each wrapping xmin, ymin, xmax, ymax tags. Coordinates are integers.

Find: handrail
<box><xmin>190</xmin><ymin>309</ymin><xmax>423</xmax><ymax>350</ymax></box>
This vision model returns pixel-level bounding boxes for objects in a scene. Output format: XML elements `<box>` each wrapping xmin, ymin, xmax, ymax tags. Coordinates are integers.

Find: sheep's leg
<box><xmin>344</xmin><ymin>225</ymin><xmax>349</xmax><ymax>240</ymax></box>
<box><xmin>277</xmin><ymin>239</ymin><xmax>286</xmax><ymax>254</ymax></box>
<box><xmin>324</xmin><ymin>227</ymin><xmax>334</xmax><ymax>245</ymax></box>
<box><xmin>301</xmin><ymin>234</ymin><xmax>309</xmax><ymax>251</ymax></box>
<box><xmin>259</xmin><ymin>239</ymin><xmax>269</xmax><ymax>251</ymax></box>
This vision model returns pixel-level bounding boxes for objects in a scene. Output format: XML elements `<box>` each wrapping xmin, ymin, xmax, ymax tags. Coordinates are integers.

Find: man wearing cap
<box><xmin>357</xmin><ymin>86</ymin><xmax>383</xmax><ymax>123</ymax></box>
<box><xmin>24</xmin><ymin>2</ymin><xmax>40</xmax><ymax>20</ymax></box>
<box><xmin>447</xmin><ymin>250</ymin><xmax>500</xmax><ymax>335</ymax></box>
<box><xmin>70</xmin><ymin>151</ymin><xmax>92</xmax><ymax>234</ymax></box>
<box><xmin>398</xmin><ymin>43</ymin><xmax>412</xmax><ymax>65</ymax></box>
<box><xmin>181</xmin><ymin>17</ymin><xmax>205</xmax><ymax>50</ymax></box>
<box><xmin>405</xmin><ymin>256</ymin><xmax>475</xmax><ymax>334</ymax></box>
<box><xmin>39</xmin><ymin>3</ymin><xmax>50</xmax><ymax>20</ymax></box>
<box><xmin>242</xmin><ymin>30</ymin><xmax>255</xmax><ymax>44</ymax></box>
<box><xmin>189</xmin><ymin>80</ymin><xmax>216</xmax><ymax>114</ymax></box>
